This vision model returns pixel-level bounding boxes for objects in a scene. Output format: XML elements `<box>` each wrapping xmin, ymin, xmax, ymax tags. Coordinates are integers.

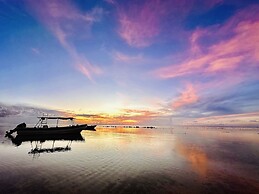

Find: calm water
<box><xmin>0</xmin><ymin>124</ymin><xmax>259</xmax><ymax>194</ymax></box>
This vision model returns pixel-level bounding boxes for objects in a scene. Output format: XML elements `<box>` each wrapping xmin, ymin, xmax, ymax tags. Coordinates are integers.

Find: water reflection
<box><xmin>0</xmin><ymin>126</ymin><xmax>259</xmax><ymax>193</ymax></box>
<box><xmin>6</xmin><ymin>133</ymin><xmax>84</xmax><ymax>157</ymax></box>
<box><xmin>175</xmin><ymin>139</ymin><xmax>208</xmax><ymax>178</ymax></box>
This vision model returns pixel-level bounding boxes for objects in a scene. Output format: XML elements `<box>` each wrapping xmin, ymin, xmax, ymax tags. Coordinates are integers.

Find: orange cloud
<box><xmin>76</xmin><ymin>108</ymin><xmax>162</xmax><ymax>125</ymax></box>
<box><xmin>172</xmin><ymin>84</ymin><xmax>199</xmax><ymax>109</ymax></box>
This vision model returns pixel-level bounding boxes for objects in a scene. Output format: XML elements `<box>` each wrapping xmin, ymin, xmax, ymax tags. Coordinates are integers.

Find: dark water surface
<box><xmin>1</xmin><ymin>124</ymin><xmax>259</xmax><ymax>194</ymax></box>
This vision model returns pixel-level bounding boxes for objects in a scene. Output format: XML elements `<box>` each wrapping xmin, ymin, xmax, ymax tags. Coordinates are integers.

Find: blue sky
<box><xmin>0</xmin><ymin>0</ymin><xmax>259</xmax><ymax>125</ymax></box>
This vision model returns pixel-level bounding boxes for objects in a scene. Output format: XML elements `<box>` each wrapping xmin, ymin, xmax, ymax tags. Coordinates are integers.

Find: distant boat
<box><xmin>6</xmin><ymin>116</ymin><xmax>96</xmax><ymax>136</ymax></box>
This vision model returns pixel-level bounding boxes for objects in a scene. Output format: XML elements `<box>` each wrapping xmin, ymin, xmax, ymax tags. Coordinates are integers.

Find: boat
<box><xmin>6</xmin><ymin>116</ymin><xmax>96</xmax><ymax>136</ymax></box>
<box><xmin>85</xmin><ymin>125</ymin><xmax>97</xmax><ymax>131</ymax></box>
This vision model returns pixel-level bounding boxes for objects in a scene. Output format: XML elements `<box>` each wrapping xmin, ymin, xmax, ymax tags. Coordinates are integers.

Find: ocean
<box><xmin>0</xmin><ymin>122</ymin><xmax>259</xmax><ymax>193</ymax></box>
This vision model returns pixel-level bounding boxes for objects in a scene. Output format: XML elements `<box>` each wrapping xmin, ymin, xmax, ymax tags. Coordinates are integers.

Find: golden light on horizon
<box><xmin>122</xmin><ymin>119</ymin><xmax>138</xmax><ymax>123</ymax></box>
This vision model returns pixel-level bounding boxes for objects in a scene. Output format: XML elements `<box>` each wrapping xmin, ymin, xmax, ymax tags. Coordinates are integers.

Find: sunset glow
<box><xmin>0</xmin><ymin>0</ymin><xmax>259</xmax><ymax>126</ymax></box>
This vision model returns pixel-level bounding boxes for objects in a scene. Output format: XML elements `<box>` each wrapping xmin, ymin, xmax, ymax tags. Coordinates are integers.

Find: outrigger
<box><xmin>6</xmin><ymin>116</ymin><xmax>96</xmax><ymax>136</ymax></box>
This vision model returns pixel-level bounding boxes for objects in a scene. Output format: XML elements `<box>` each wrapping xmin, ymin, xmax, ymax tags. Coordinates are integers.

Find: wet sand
<box><xmin>0</xmin><ymin>125</ymin><xmax>259</xmax><ymax>193</ymax></box>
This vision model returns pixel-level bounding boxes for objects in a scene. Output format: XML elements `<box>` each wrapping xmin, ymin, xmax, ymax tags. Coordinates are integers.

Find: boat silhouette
<box><xmin>6</xmin><ymin>116</ymin><xmax>96</xmax><ymax>136</ymax></box>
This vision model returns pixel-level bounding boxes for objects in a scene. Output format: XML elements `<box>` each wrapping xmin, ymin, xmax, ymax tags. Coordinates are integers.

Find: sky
<box><xmin>0</xmin><ymin>0</ymin><xmax>259</xmax><ymax>126</ymax></box>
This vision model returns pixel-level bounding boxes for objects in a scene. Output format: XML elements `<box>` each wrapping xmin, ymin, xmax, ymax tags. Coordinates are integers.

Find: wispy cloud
<box><xmin>166</xmin><ymin>81</ymin><xmax>259</xmax><ymax>123</ymax></box>
<box><xmin>154</xmin><ymin>5</ymin><xmax>259</xmax><ymax>80</ymax></box>
<box><xmin>26</xmin><ymin>0</ymin><xmax>103</xmax><ymax>81</ymax></box>
<box><xmin>104</xmin><ymin>0</ymin><xmax>117</xmax><ymax>5</ymax></box>
<box><xmin>195</xmin><ymin>112</ymin><xmax>259</xmax><ymax>125</ymax></box>
<box><xmin>151</xmin><ymin>5</ymin><xmax>259</xmax><ymax>121</ymax></box>
<box><xmin>0</xmin><ymin>103</ymin><xmax>66</xmax><ymax>118</ymax></box>
<box><xmin>0</xmin><ymin>103</ymin><xmax>75</xmax><ymax>127</ymax></box>
<box><xmin>116</xmin><ymin>0</ymin><xmax>168</xmax><ymax>48</ymax></box>
<box><xmin>115</xmin><ymin>0</ymin><xmax>224</xmax><ymax>48</ymax></box>
<box><xmin>113</xmin><ymin>51</ymin><xmax>143</xmax><ymax>63</ymax></box>
<box><xmin>0</xmin><ymin>105</ymin><xmax>19</xmax><ymax>117</ymax></box>
<box><xmin>31</xmin><ymin>47</ymin><xmax>40</xmax><ymax>55</ymax></box>
<box><xmin>172</xmin><ymin>84</ymin><xmax>199</xmax><ymax>109</ymax></box>
<box><xmin>116</xmin><ymin>0</ymin><xmax>181</xmax><ymax>48</ymax></box>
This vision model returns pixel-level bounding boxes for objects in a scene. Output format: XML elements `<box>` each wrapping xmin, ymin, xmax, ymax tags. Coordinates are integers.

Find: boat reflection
<box><xmin>6</xmin><ymin>133</ymin><xmax>85</xmax><ymax>156</ymax></box>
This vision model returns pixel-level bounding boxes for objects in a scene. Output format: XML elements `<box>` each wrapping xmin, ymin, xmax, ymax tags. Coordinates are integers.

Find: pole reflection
<box><xmin>6</xmin><ymin>133</ymin><xmax>85</xmax><ymax>157</ymax></box>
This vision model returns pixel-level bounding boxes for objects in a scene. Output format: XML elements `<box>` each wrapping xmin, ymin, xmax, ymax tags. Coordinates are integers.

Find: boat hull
<box><xmin>17</xmin><ymin>124</ymin><xmax>87</xmax><ymax>135</ymax></box>
<box><xmin>85</xmin><ymin>125</ymin><xmax>96</xmax><ymax>131</ymax></box>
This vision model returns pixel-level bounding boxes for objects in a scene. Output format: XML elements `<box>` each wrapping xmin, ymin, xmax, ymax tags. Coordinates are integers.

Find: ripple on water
<box><xmin>0</xmin><ymin>127</ymin><xmax>259</xmax><ymax>193</ymax></box>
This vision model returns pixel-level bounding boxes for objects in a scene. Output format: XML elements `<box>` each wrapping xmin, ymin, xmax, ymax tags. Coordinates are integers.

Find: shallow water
<box><xmin>0</xmin><ymin>124</ymin><xmax>259</xmax><ymax>194</ymax></box>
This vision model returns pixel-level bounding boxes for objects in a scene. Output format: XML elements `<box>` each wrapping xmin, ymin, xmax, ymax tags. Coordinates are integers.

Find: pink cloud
<box><xmin>189</xmin><ymin>29</ymin><xmax>207</xmax><ymax>55</ymax></box>
<box><xmin>117</xmin><ymin>1</ymin><xmax>162</xmax><ymax>47</ymax></box>
<box><xmin>116</xmin><ymin>0</ymin><xmax>224</xmax><ymax>48</ymax></box>
<box><xmin>172</xmin><ymin>84</ymin><xmax>199</xmax><ymax>109</ymax></box>
<box><xmin>206</xmin><ymin>56</ymin><xmax>243</xmax><ymax>72</ymax></box>
<box><xmin>75</xmin><ymin>59</ymin><xmax>102</xmax><ymax>82</ymax></box>
<box><xmin>26</xmin><ymin>0</ymin><xmax>103</xmax><ymax>81</ymax></box>
<box><xmin>154</xmin><ymin>5</ymin><xmax>259</xmax><ymax>80</ymax></box>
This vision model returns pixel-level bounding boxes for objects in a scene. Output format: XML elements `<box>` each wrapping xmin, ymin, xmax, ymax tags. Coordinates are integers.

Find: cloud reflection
<box><xmin>176</xmin><ymin>139</ymin><xmax>208</xmax><ymax>178</ymax></box>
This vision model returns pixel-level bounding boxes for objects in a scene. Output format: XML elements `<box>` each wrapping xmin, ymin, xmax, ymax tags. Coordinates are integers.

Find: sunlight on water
<box><xmin>0</xmin><ymin>125</ymin><xmax>259</xmax><ymax>193</ymax></box>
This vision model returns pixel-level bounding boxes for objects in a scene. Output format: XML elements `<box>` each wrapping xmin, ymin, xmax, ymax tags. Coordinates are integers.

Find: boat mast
<box><xmin>56</xmin><ymin>119</ymin><xmax>59</xmax><ymax>127</ymax></box>
<box><xmin>34</xmin><ymin>118</ymin><xmax>41</xmax><ymax>128</ymax></box>
<box><xmin>40</xmin><ymin>118</ymin><xmax>48</xmax><ymax>127</ymax></box>
<box><xmin>71</xmin><ymin>118</ymin><xmax>75</xmax><ymax>126</ymax></box>
<box><xmin>35</xmin><ymin>117</ymin><xmax>48</xmax><ymax>128</ymax></box>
